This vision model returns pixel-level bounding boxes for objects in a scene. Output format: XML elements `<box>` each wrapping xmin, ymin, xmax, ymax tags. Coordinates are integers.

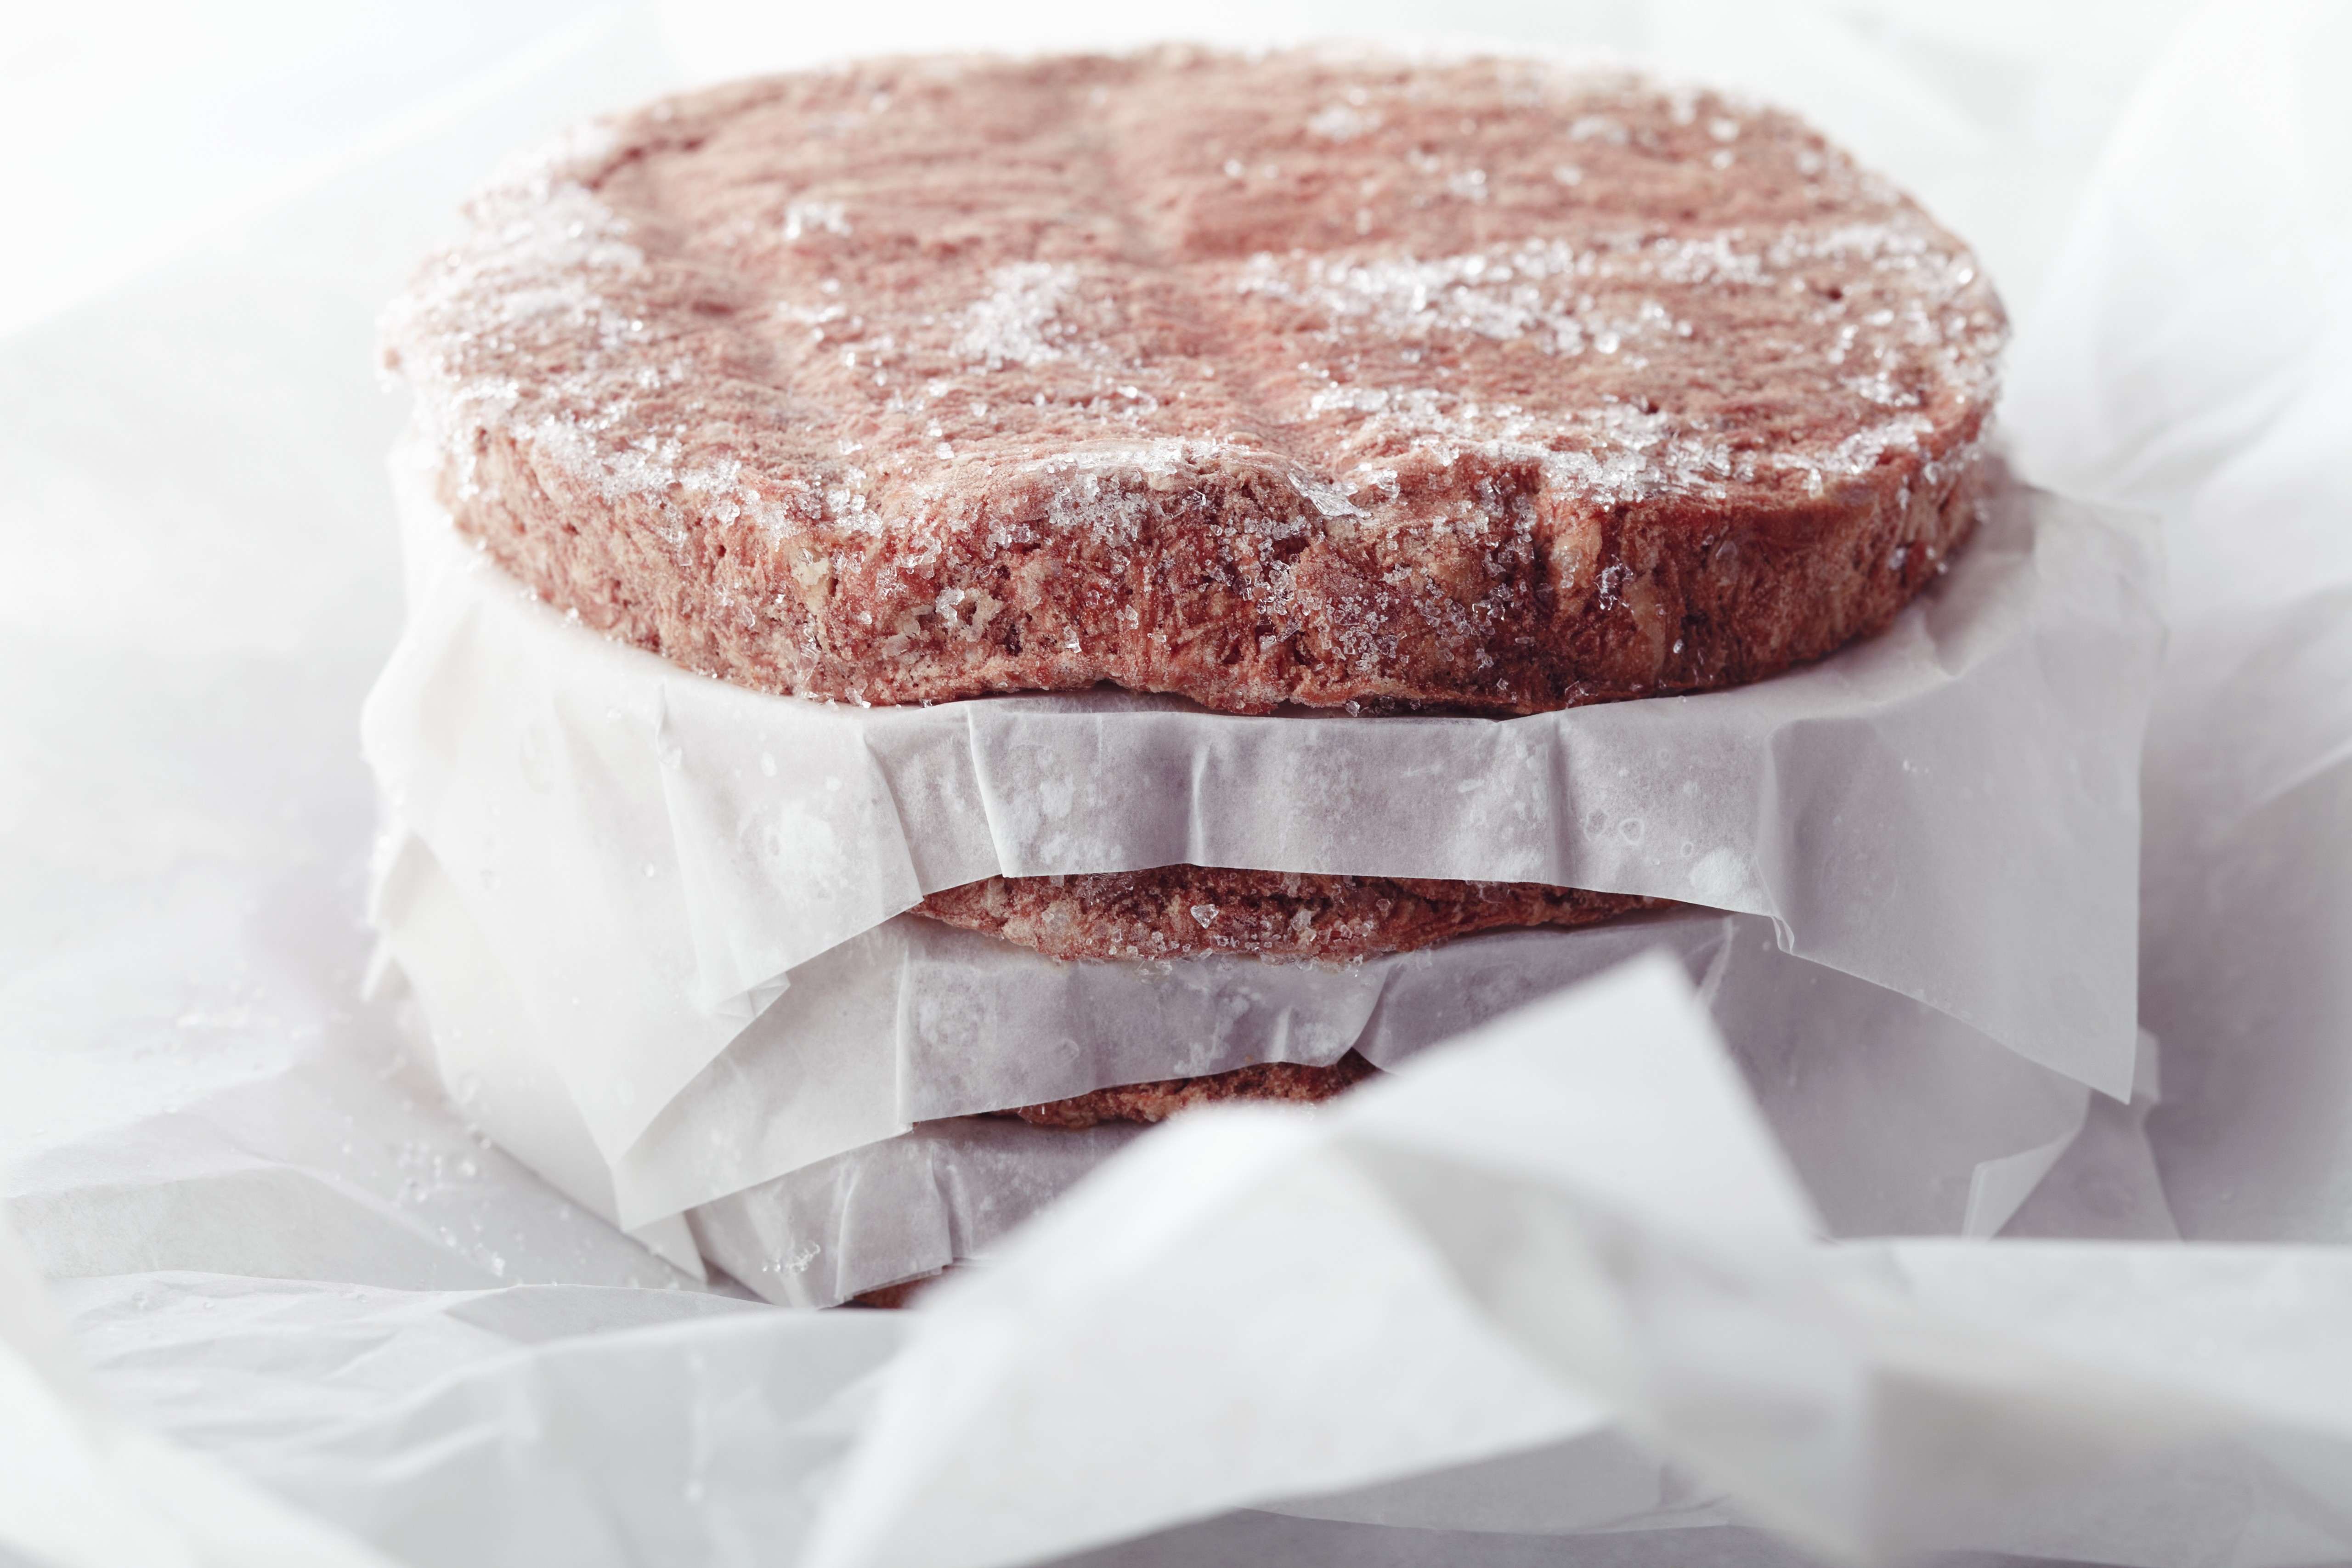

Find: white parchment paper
<box><xmin>643</xmin><ymin>901</ymin><xmax>2110</xmax><ymax>1244</ymax></box>
<box><xmin>804</xmin><ymin>960</ymin><xmax>2352</xmax><ymax>1568</ymax></box>
<box><xmin>0</xmin><ymin>1216</ymin><xmax>405</xmax><ymax>1568</ymax></box>
<box><xmin>688</xmin><ymin>1118</ymin><xmax>1147</xmax><ymax>1311</ymax></box>
<box><xmin>364</xmin><ymin>438</ymin><xmax>2161</xmax><ymax>1169</ymax></box>
<box><xmin>382</xmin><ymin>821</ymin><xmax>2117</xmax><ymax>1302</ymax></box>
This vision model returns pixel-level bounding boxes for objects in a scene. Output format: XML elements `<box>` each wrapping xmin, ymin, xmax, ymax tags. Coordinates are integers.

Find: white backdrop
<box><xmin>3</xmin><ymin>0</ymin><xmax>2192</xmax><ymax>338</ymax></box>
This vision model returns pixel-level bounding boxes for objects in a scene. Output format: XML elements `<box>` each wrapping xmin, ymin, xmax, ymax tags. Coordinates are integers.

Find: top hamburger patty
<box><xmin>384</xmin><ymin>49</ymin><xmax>2003</xmax><ymax>716</ymax></box>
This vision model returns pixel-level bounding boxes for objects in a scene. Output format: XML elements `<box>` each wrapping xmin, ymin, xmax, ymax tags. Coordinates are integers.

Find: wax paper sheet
<box><xmin>8</xmin><ymin>3</ymin><xmax>2352</xmax><ymax>1567</ymax></box>
<box><xmin>384</xmin><ymin>812</ymin><xmax>2114</xmax><ymax>1299</ymax></box>
<box><xmin>366</xmin><ymin>447</ymin><xmax>2161</xmax><ymax>1168</ymax></box>
<box><xmin>47</xmin><ymin>1265</ymin><xmax>904</xmax><ymax>1568</ymax></box>
<box><xmin>803</xmin><ymin>959</ymin><xmax>2352</xmax><ymax>1568</ymax></box>
<box><xmin>643</xmin><ymin>904</ymin><xmax>2100</xmax><ymax>1237</ymax></box>
<box><xmin>688</xmin><ymin>1118</ymin><xmax>1148</xmax><ymax>1309</ymax></box>
<box><xmin>0</xmin><ymin>1217</ymin><xmax>406</xmax><ymax>1568</ymax></box>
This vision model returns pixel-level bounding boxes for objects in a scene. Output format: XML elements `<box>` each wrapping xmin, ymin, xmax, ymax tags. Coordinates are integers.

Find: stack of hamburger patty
<box><xmin>375</xmin><ymin>48</ymin><xmax>2006</xmax><ymax>1295</ymax></box>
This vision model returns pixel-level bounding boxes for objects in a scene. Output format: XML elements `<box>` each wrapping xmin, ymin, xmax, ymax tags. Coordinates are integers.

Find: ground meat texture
<box><xmin>992</xmin><ymin>1051</ymin><xmax>1382</xmax><ymax>1130</ymax></box>
<box><xmin>383</xmin><ymin>49</ymin><xmax>2004</xmax><ymax>717</ymax></box>
<box><xmin>916</xmin><ymin>866</ymin><xmax>1665</xmax><ymax>961</ymax></box>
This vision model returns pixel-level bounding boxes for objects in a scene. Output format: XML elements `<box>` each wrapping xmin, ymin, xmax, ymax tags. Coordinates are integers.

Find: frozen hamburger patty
<box><xmin>991</xmin><ymin>1051</ymin><xmax>1382</xmax><ymax>1130</ymax></box>
<box><xmin>384</xmin><ymin>48</ymin><xmax>2004</xmax><ymax>715</ymax></box>
<box><xmin>917</xmin><ymin>866</ymin><xmax>1663</xmax><ymax>962</ymax></box>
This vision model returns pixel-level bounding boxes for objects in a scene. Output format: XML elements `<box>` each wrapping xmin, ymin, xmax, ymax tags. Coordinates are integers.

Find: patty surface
<box><xmin>384</xmin><ymin>48</ymin><xmax>2003</xmax><ymax>715</ymax></box>
<box><xmin>991</xmin><ymin>1050</ymin><xmax>1381</xmax><ymax>1130</ymax></box>
<box><xmin>918</xmin><ymin>865</ymin><xmax>1663</xmax><ymax>961</ymax></box>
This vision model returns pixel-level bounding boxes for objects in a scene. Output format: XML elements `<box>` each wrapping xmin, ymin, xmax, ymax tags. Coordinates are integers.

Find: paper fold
<box><xmin>364</xmin><ymin>444</ymin><xmax>2163</xmax><ymax>1168</ymax></box>
<box><xmin>803</xmin><ymin>958</ymin><xmax>2352</xmax><ymax>1568</ymax></box>
<box><xmin>379</xmin><ymin>822</ymin><xmax>2103</xmax><ymax>1260</ymax></box>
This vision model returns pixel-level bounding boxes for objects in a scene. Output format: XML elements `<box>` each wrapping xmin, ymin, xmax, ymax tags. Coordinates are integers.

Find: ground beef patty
<box><xmin>917</xmin><ymin>866</ymin><xmax>1664</xmax><ymax>962</ymax></box>
<box><xmin>383</xmin><ymin>48</ymin><xmax>2003</xmax><ymax>717</ymax></box>
<box><xmin>993</xmin><ymin>1051</ymin><xmax>1383</xmax><ymax>1130</ymax></box>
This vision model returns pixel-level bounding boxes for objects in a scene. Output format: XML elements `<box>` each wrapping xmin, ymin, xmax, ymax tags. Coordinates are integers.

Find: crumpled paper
<box><xmin>646</xmin><ymin>905</ymin><xmax>2103</xmax><ymax>1235</ymax></box>
<box><xmin>676</xmin><ymin>902</ymin><xmax>2129</xmax><ymax>1304</ymax></box>
<box><xmin>2003</xmin><ymin>0</ymin><xmax>2352</xmax><ymax>1253</ymax></box>
<box><xmin>0</xmin><ymin>1214</ymin><xmax>404</xmax><ymax>1568</ymax></box>
<box><xmin>386</xmin><ymin>812</ymin><xmax>2122</xmax><ymax>1304</ymax></box>
<box><xmin>49</xmin><ymin>1264</ymin><xmax>901</xmax><ymax>1568</ymax></box>
<box><xmin>803</xmin><ymin>958</ymin><xmax>2352</xmax><ymax>1568</ymax></box>
<box><xmin>367</xmin><ymin>447</ymin><xmax>2161</xmax><ymax>1176</ymax></box>
<box><xmin>384</xmin><ymin>801</ymin><xmax>2111</xmax><ymax>1260</ymax></box>
<box><xmin>2137</xmin><ymin>594</ymin><xmax>2352</xmax><ymax>1244</ymax></box>
<box><xmin>687</xmin><ymin>1118</ymin><xmax>1147</xmax><ymax>1310</ymax></box>
<box><xmin>2004</xmin><ymin>6</ymin><xmax>2352</xmax><ymax>631</ymax></box>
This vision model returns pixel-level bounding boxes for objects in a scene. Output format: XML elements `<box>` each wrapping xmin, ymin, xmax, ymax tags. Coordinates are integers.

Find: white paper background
<box><xmin>6</xmin><ymin>3</ymin><xmax>2350</xmax><ymax>1567</ymax></box>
